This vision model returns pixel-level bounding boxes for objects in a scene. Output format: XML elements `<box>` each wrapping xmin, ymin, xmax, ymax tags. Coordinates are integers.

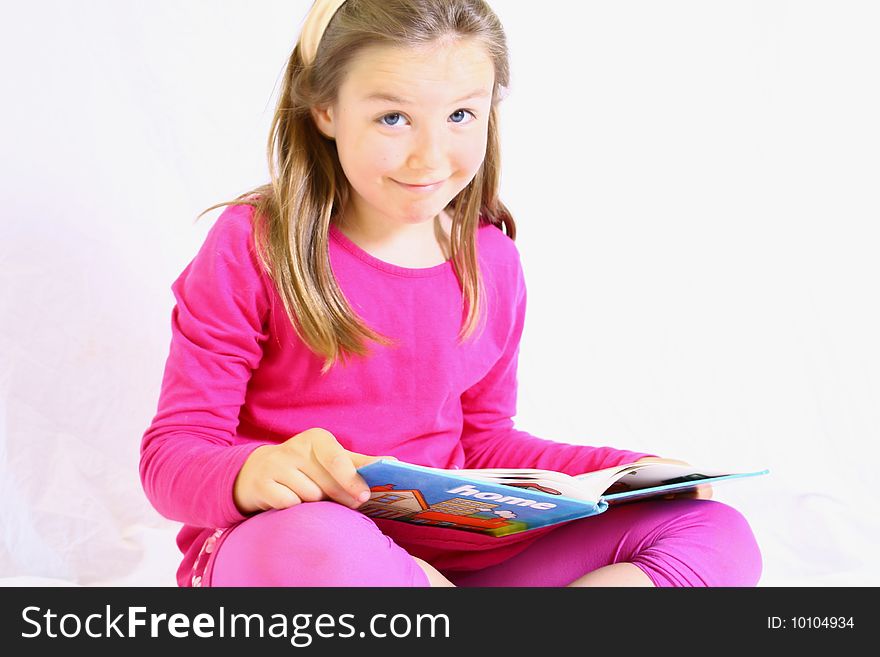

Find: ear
<box><xmin>310</xmin><ymin>104</ymin><xmax>337</xmax><ymax>140</ymax></box>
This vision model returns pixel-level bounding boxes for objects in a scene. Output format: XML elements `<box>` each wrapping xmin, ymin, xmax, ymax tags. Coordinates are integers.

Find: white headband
<box><xmin>299</xmin><ymin>0</ymin><xmax>349</xmax><ymax>66</ymax></box>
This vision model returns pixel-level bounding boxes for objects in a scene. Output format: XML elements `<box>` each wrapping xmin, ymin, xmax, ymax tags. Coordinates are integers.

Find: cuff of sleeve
<box><xmin>218</xmin><ymin>442</ymin><xmax>273</xmax><ymax>527</ymax></box>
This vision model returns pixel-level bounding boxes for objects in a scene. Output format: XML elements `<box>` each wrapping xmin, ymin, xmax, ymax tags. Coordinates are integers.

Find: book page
<box><xmin>444</xmin><ymin>468</ymin><xmax>598</xmax><ymax>501</ymax></box>
<box><xmin>449</xmin><ymin>464</ymin><xmax>646</xmax><ymax>501</ymax></box>
<box><xmin>598</xmin><ymin>464</ymin><xmax>769</xmax><ymax>502</ymax></box>
<box><xmin>598</xmin><ymin>463</ymin><xmax>734</xmax><ymax>495</ymax></box>
<box><xmin>422</xmin><ymin>461</ymin><xmax>766</xmax><ymax>502</ymax></box>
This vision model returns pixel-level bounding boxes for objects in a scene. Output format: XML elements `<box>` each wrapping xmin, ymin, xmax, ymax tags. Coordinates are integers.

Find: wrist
<box><xmin>634</xmin><ymin>456</ymin><xmax>690</xmax><ymax>465</ymax></box>
<box><xmin>232</xmin><ymin>444</ymin><xmax>273</xmax><ymax>515</ymax></box>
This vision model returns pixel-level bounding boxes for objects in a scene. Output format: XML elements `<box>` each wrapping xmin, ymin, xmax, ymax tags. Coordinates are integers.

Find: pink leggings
<box><xmin>207</xmin><ymin>499</ymin><xmax>762</xmax><ymax>587</ymax></box>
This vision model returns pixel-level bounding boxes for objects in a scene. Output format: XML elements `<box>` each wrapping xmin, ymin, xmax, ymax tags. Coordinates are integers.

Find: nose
<box><xmin>406</xmin><ymin>124</ymin><xmax>445</xmax><ymax>172</ymax></box>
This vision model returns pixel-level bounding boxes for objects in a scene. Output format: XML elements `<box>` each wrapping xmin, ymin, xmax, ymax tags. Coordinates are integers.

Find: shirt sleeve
<box><xmin>459</xmin><ymin>253</ymin><xmax>655</xmax><ymax>476</ymax></box>
<box><xmin>139</xmin><ymin>206</ymin><xmax>274</xmax><ymax>529</ymax></box>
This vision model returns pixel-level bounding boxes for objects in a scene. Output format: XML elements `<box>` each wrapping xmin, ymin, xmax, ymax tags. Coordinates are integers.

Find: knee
<box><xmin>211</xmin><ymin>502</ymin><xmax>424</xmax><ymax>586</ymax></box>
<box><xmin>260</xmin><ymin>502</ymin><xmax>388</xmax><ymax>571</ymax></box>
<box><xmin>685</xmin><ymin>500</ymin><xmax>763</xmax><ymax>586</ymax></box>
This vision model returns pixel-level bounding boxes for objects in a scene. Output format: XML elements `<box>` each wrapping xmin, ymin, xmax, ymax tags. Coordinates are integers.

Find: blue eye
<box><xmin>380</xmin><ymin>113</ymin><xmax>405</xmax><ymax>127</ymax></box>
<box><xmin>377</xmin><ymin>110</ymin><xmax>476</xmax><ymax>127</ymax></box>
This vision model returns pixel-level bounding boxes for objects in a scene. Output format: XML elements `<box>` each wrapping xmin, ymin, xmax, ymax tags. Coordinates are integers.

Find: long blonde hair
<box><xmin>198</xmin><ymin>0</ymin><xmax>516</xmax><ymax>374</ymax></box>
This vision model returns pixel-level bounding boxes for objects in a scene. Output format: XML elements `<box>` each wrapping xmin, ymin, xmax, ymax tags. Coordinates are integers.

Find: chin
<box><xmin>400</xmin><ymin>208</ymin><xmax>445</xmax><ymax>224</ymax></box>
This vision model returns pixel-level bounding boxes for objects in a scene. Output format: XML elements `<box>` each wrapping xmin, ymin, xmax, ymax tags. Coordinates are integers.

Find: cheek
<box><xmin>335</xmin><ymin>126</ymin><xmax>392</xmax><ymax>178</ymax></box>
<box><xmin>349</xmin><ymin>138</ymin><xmax>399</xmax><ymax>180</ymax></box>
<box><xmin>457</xmin><ymin>133</ymin><xmax>489</xmax><ymax>175</ymax></box>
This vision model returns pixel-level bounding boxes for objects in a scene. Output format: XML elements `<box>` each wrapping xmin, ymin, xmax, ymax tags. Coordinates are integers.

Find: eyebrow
<box><xmin>362</xmin><ymin>90</ymin><xmax>491</xmax><ymax>105</ymax></box>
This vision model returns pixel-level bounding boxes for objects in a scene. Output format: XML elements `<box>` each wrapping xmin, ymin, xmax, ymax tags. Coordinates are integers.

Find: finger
<box><xmin>274</xmin><ymin>468</ymin><xmax>325</xmax><ymax>504</ymax></box>
<box><xmin>664</xmin><ymin>490</ymin><xmax>695</xmax><ymax>500</ymax></box>
<box><xmin>260</xmin><ymin>480</ymin><xmax>303</xmax><ymax>510</ymax></box>
<box><xmin>303</xmin><ymin>460</ymin><xmax>361</xmax><ymax>507</ymax></box>
<box><xmin>326</xmin><ymin>451</ymin><xmax>372</xmax><ymax>505</ymax></box>
<box><xmin>340</xmin><ymin>453</ymin><xmax>399</xmax><ymax>502</ymax></box>
<box><xmin>307</xmin><ymin>441</ymin><xmax>365</xmax><ymax>507</ymax></box>
<box><xmin>665</xmin><ymin>486</ymin><xmax>712</xmax><ymax>501</ymax></box>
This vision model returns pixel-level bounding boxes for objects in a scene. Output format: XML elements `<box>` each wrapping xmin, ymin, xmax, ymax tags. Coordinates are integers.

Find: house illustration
<box><xmin>360</xmin><ymin>485</ymin><xmax>431</xmax><ymax>520</ymax></box>
<box><xmin>361</xmin><ymin>484</ymin><xmax>528</xmax><ymax>535</ymax></box>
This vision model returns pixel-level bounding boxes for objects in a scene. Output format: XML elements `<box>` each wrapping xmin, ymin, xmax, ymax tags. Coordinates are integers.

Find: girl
<box><xmin>140</xmin><ymin>0</ymin><xmax>762</xmax><ymax>588</ymax></box>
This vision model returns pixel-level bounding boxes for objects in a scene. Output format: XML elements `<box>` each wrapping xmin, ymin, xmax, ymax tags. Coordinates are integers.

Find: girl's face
<box><xmin>312</xmin><ymin>38</ymin><xmax>495</xmax><ymax>232</ymax></box>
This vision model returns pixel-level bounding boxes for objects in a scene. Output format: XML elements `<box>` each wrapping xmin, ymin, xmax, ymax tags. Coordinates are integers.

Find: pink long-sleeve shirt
<box><xmin>140</xmin><ymin>203</ymin><xmax>650</xmax><ymax>585</ymax></box>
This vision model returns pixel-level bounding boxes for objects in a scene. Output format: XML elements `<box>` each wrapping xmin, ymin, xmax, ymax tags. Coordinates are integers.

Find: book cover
<box><xmin>357</xmin><ymin>460</ymin><xmax>607</xmax><ymax>537</ymax></box>
<box><xmin>357</xmin><ymin>459</ymin><xmax>770</xmax><ymax>537</ymax></box>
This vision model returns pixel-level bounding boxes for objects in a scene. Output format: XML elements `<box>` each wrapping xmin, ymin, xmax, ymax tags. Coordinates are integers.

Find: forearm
<box><xmin>140</xmin><ymin>433</ymin><xmax>268</xmax><ymax>528</ymax></box>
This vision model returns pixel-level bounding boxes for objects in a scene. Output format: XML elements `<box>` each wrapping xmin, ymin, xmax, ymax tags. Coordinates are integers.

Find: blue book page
<box><xmin>357</xmin><ymin>460</ymin><xmax>607</xmax><ymax>537</ymax></box>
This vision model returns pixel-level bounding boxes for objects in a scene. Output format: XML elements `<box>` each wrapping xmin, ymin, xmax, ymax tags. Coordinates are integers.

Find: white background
<box><xmin>1</xmin><ymin>1</ymin><xmax>878</xmax><ymax>586</ymax></box>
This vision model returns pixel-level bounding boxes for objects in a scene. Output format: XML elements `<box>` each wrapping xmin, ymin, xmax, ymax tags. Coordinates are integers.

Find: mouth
<box><xmin>394</xmin><ymin>179</ymin><xmax>446</xmax><ymax>193</ymax></box>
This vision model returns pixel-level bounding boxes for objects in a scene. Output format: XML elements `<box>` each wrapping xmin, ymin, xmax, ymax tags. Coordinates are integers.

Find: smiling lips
<box><xmin>395</xmin><ymin>179</ymin><xmax>445</xmax><ymax>192</ymax></box>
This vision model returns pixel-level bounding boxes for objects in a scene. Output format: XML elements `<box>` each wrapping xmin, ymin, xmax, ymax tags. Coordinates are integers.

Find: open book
<box><xmin>356</xmin><ymin>459</ymin><xmax>769</xmax><ymax>537</ymax></box>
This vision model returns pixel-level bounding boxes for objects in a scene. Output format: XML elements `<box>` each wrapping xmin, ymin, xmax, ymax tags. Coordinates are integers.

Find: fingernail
<box><xmin>358</xmin><ymin>491</ymin><xmax>371</xmax><ymax>502</ymax></box>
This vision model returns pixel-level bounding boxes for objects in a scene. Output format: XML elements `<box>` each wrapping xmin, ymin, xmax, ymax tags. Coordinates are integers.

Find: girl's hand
<box><xmin>634</xmin><ymin>456</ymin><xmax>714</xmax><ymax>500</ymax></box>
<box><xmin>232</xmin><ymin>427</ymin><xmax>393</xmax><ymax>515</ymax></box>
<box><xmin>634</xmin><ymin>456</ymin><xmax>690</xmax><ymax>466</ymax></box>
<box><xmin>663</xmin><ymin>484</ymin><xmax>714</xmax><ymax>500</ymax></box>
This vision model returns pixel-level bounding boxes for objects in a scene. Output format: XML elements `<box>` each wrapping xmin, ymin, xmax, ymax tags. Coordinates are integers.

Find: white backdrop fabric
<box><xmin>1</xmin><ymin>1</ymin><xmax>878</xmax><ymax>586</ymax></box>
